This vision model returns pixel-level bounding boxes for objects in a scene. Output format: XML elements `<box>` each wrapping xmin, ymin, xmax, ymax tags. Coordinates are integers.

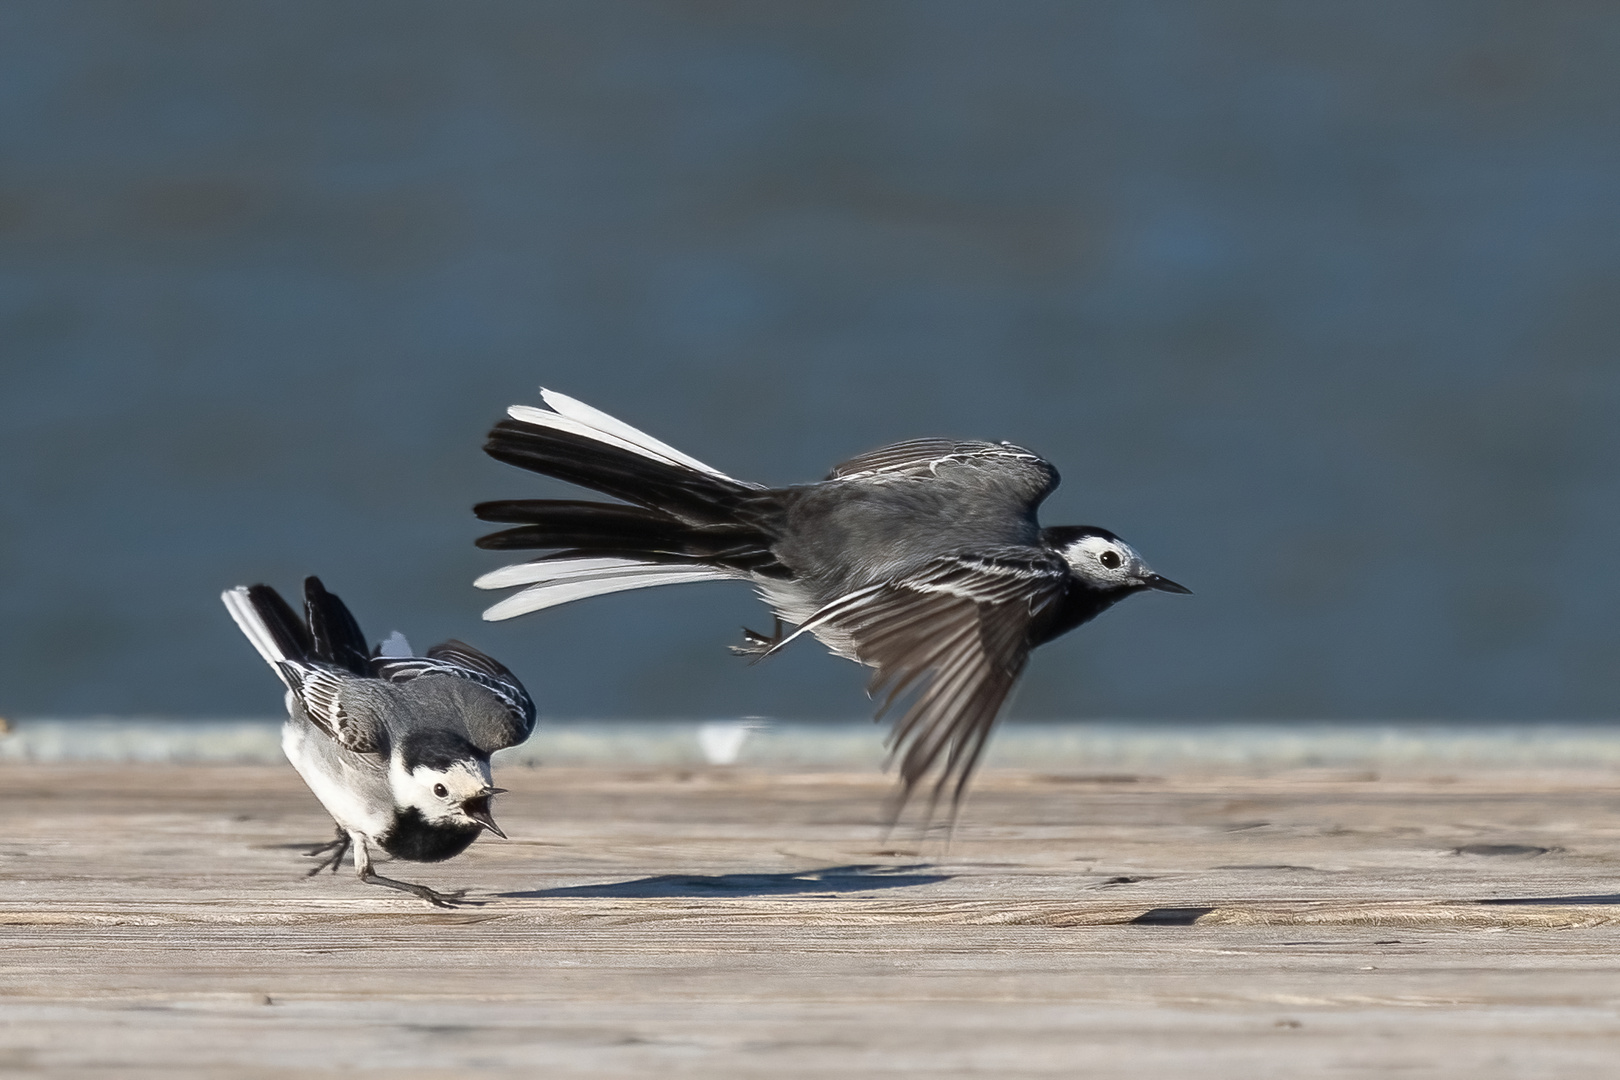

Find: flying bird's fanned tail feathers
<box><xmin>522</xmin><ymin>389</ymin><xmax>742</xmax><ymax>482</ymax></box>
<box><xmin>484</xmin><ymin>389</ymin><xmax>761</xmax><ymax>526</ymax></box>
<box><xmin>476</xmin><ymin>392</ymin><xmax>785</xmax><ymax>621</ymax></box>
<box><xmin>476</xmin><ymin>556</ymin><xmax>737</xmax><ymax>620</ymax></box>
<box><xmin>474</xmin><ymin>499</ymin><xmax>694</xmax><ymax>550</ymax></box>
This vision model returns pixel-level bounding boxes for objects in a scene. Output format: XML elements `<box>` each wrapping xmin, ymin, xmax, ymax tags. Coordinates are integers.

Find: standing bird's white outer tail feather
<box><xmin>506</xmin><ymin>388</ymin><xmax>751</xmax><ymax>485</ymax></box>
<box><xmin>477</xmin><ymin>558</ymin><xmax>736</xmax><ymax>621</ymax></box>
<box><xmin>220</xmin><ymin>586</ymin><xmax>297</xmax><ymax>690</ymax></box>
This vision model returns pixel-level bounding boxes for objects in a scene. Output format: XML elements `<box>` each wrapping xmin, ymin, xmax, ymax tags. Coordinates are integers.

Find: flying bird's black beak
<box><xmin>462</xmin><ymin>792</ymin><xmax>507</xmax><ymax>839</ymax></box>
<box><xmin>1143</xmin><ymin>574</ymin><xmax>1192</xmax><ymax>594</ymax></box>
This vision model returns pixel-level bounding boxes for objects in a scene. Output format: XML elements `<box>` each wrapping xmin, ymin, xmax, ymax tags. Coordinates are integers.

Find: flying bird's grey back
<box><xmin>775</xmin><ymin>439</ymin><xmax>1060</xmax><ymax>595</ymax></box>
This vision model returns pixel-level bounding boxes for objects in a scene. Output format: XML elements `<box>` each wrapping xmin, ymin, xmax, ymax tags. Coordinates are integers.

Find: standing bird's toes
<box><xmin>303</xmin><ymin>828</ymin><xmax>351</xmax><ymax>875</ymax></box>
<box><xmin>360</xmin><ymin>868</ymin><xmax>473</xmax><ymax>908</ymax></box>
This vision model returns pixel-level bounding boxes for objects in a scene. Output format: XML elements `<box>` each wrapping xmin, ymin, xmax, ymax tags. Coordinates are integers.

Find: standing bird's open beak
<box><xmin>462</xmin><ymin>789</ymin><xmax>508</xmax><ymax>838</ymax></box>
<box><xmin>1143</xmin><ymin>574</ymin><xmax>1192</xmax><ymax>594</ymax></box>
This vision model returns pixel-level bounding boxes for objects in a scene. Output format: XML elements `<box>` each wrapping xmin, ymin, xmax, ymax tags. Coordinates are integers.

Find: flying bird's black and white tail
<box><xmin>474</xmin><ymin>389</ymin><xmax>786</xmax><ymax>620</ymax></box>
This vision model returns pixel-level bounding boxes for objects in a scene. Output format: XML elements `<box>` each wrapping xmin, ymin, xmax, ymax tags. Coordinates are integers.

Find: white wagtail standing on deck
<box><xmin>222</xmin><ymin>577</ymin><xmax>535</xmax><ymax>906</ymax></box>
<box><xmin>472</xmin><ymin>390</ymin><xmax>1189</xmax><ymax>819</ymax></box>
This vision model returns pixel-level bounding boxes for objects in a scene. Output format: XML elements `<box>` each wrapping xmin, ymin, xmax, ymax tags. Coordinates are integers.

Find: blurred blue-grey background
<box><xmin>2</xmin><ymin>2</ymin><xmax>1618</xmax><ymax>721</ymax></box>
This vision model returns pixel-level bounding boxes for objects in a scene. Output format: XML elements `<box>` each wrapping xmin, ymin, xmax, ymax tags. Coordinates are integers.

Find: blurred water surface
<box><xmin>2</xmin><ymin>3</ymin><xmax>1618</xmax><ymax>720</ymax></box>
<box><xmin>7</xmin><ymin>718</ymin><xmax>1620</xmax><ymax>773</ymax></box>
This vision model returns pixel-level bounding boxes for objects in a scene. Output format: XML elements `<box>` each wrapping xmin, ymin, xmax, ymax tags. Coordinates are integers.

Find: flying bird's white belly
<box><xmin>755</xmin><ymin>578</ymin><xmax>864</xmax><ymax>663</ymax></box>
<box><xmin>281</xmin><ymin>716</ymin><xmax>392</xmax><ymax>839</ymax></box>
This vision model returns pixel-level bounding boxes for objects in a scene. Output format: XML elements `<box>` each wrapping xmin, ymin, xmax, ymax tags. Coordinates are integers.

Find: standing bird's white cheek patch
<box><xmin>389</xmin><ymin>758</ymin><xmax>491</xmax><ymax>824</ymax></box>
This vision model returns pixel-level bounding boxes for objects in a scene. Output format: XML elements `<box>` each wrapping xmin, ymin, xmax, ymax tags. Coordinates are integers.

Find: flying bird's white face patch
<box><xmin>1060</xmin><ymin>534</ymin><xmax>1154</xmax><ymax>591</ymax></box>
<box><xmin>390</xmin><ymin>757</ymin><xmax>493</xmax><ymax>826</ymax></box>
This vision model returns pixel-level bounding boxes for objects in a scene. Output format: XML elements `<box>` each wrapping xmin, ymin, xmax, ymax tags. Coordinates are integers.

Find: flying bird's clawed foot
<box><xmin>729</xmin><ymin>616</ymin><xmax>786</xmax><ymax>660</ymax></box>
<box><xmin>360</xmin><ymin>867</ymin><xmax>471</xmax><ymax>908</ymax></box>
<box><xmin>303</xmin><ymin>827</ymin><xmax>351</xmax><ymax>876</ymax></box>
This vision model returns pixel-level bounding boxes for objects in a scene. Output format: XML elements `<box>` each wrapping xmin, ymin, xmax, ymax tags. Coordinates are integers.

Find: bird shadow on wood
<box><xmin>498</xmin><ymin>863</ymin><xmax>951</xmax><ymax>899</ymax></box>
<box><xmin>1478</xmin><ymin>894</ymin><xmax>1620</xmax><ymax>906</ymax></box>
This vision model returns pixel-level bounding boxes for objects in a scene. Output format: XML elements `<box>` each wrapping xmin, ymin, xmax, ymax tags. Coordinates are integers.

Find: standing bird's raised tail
<box><xmin>474</xmin><ymin>389</ymin><xmax>1189</xmax><ymax>823</ymax></box>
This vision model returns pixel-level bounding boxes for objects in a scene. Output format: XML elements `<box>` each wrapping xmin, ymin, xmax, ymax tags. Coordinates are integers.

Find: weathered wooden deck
<box><xmin>2</xmin><ymin>758</ymin><xmax>1620</xmax><ymax>1077</ymax></box>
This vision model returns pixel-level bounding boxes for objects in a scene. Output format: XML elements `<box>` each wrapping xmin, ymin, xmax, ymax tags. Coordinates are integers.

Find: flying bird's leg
<box><xmin>303</xmin><ymin>823</ymin><xmax>351</xmax><ymax>876</ymax></box>
<box><xmin>351</xmin><ymin>837</ymin><xmax>469</xmax><ymax>908</ymax></box>
<box><xmin>729</xmin><ymin>615</ymin><xmax>786</xmax><ymax>659</ymax></box>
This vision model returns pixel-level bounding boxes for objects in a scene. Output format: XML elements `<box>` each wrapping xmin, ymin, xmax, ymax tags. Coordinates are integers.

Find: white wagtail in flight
<box><xmin>222</xmin><ymin>576</ymin><xmax>535</xmax><ymax>906</ymax></box>
<box><xmin>473</xmin><ymin>390</ymin><xmax>1188</xmax><ymax>817</ymax></box>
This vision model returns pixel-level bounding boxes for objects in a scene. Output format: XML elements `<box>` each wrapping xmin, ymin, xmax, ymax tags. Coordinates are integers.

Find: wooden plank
<box><xmin>2</xmin><ymin>760</ymin><xmax>1619</xmax><ymax>1076</ymax></box>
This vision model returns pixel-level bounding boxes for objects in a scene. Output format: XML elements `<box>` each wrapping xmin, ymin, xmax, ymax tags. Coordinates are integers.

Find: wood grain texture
<box><xmin>2</xmin><ymin>760</ymin><xmax>1620</xmax><ymax>1076</ymax></box>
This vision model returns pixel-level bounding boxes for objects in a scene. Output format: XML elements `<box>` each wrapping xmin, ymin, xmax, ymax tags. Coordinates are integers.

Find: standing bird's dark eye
<box><xmin>433</xmin><ymin>783</ymin><xmax>448</xmax><ymax>798</ymax></box>
<box><xmin>1099</xmin><ymin>550</ymin><xmax>1122</xmax><ymax>569</ymax></box>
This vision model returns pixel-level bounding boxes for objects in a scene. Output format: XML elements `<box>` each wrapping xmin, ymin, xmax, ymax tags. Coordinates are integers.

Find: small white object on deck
<box><xmin>697</xmin><ymin>719</ymin><xmax>765</xmax><ymax>765</ymax></box>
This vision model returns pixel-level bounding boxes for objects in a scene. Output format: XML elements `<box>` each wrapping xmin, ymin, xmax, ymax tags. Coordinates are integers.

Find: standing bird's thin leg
<box><xmin>303</xmin><ymin>824</ymin><xmax>351</xmax><ymax>876</ymax></box>
<box><xmin>352</xmin><ymin>837</ymin><xmax>469</xmax><ymax>908</ymax></box>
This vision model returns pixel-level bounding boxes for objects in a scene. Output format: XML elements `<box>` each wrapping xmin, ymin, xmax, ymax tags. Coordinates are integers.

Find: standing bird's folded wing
<box><xmin>373</xmin><ymin>640</ymin><xmax>536</xmax><ymax>753</ymax></box>
<box><xmin>775</xmin><ymin>549</ymin><xmax>1071</xmax><ymax>813</ymax></box>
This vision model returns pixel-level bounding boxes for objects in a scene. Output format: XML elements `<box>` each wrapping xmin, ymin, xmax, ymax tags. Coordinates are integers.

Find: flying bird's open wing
<box><xmin>776</xmin><ymin>548</ymin><xmax>1070</xmax><ymax>813</ymax></box>
<box><xmin>828</xmin><ymin>439</ymin><xmax>1058</xmax><ymax>503</ymax></box>
<box><xmin>374</xmin><ymin>640</ymin><xmax>536</xmax><ymax>752</ymax></box>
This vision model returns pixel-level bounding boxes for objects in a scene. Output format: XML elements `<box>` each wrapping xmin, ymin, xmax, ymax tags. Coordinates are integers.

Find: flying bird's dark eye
<box><xmin>433</xmin><ymin>783</ymin><xmax>449</xmax><ymax>798</ymax></box>
<box><xmin>1099</xmin><ymin>550</ymin><xmax>1122</xmax><ymax>569</ymax></box>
